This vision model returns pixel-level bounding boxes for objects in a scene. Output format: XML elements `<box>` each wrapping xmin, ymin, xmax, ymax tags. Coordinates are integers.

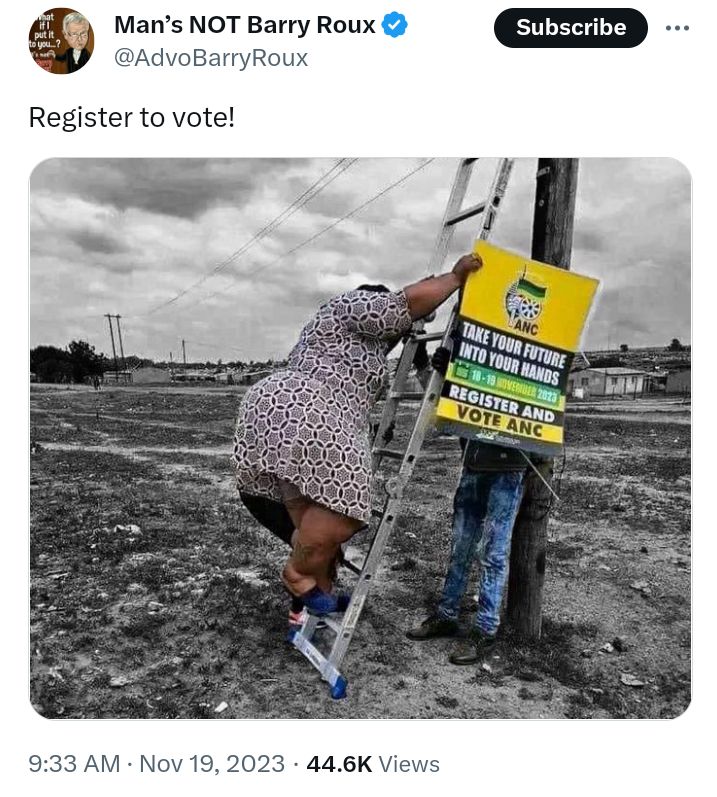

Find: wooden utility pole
<box><xmin>182</xmin><ymin>339</ymin><xmax>187</xmax><ymax>370</ymax></box>
<box><xmin>114</xmin><ymin>314</ymin><xmax>126</xmax><ymax>371</ymax></box>
<box><xmin>104</xmin><ymin>313</ymin><xmax>119</xmax><ymax>374</ymax></box>
<box><xmin>506</xmin><ymin>158</ymin><xmax>579</xmax><ymax>640</ymax></box>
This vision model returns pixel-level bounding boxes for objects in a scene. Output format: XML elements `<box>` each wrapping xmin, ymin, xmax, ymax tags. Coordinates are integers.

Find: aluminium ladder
<box><xmin>287</xmin><ymin>158</ymin><xmax>515</xmax><ymax>699</ymax></box>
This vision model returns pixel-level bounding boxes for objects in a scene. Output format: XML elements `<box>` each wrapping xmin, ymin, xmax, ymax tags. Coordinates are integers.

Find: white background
<box><xmin>4</xmin><ymin>1</ymin><xmax>711</xmax><ymax>794</ymax></box>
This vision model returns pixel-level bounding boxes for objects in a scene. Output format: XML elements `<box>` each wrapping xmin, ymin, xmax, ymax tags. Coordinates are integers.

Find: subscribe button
<box><xmin>495</xmin><ymin>8</ymin><xmax>648</xmax><ymax>47</ymax></box>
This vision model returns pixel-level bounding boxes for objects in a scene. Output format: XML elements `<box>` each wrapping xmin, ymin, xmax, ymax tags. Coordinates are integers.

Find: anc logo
<box><xmin>505</xmin><ymin>269</ymin><xmax>547</xmax><ymax>335</ymax></box>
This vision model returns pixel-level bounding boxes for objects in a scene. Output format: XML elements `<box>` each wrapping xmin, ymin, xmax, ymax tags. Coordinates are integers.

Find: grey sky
<box><xmin>30</xmin><ymin>158</ymin><xmax>691</xmax><ymax>361</ymax></box>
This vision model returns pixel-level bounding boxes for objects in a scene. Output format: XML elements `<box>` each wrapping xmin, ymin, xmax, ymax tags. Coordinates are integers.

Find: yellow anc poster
<box><xmin>436</xmin><ymin>240</ymin><xmax>600</xmax><ymax>456</ymax></box>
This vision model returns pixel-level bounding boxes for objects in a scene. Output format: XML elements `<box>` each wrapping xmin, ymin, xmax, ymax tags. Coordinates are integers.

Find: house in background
<box><xmin>103</xmin><ymin>370</ymin><xmax>133</xmax><ymax>385</ymax></box>
<box><xmin>236</xmin><ymin>369</ymin><xmax>271</xmax><ymax>386</ymax></box>
<box><xmin>215</xmin><ymin>370</ymin><xmax>238</xmax><ymax>385</ymax></box>
<box><xmin>567</xmin><ymin>367</ymin><xmax>647</xmax><ymax>398</ymax></box>
<box><xmin>644</xmin><ymin>369</ymin><xmax>669</xmax><ymax>393</ymax></box>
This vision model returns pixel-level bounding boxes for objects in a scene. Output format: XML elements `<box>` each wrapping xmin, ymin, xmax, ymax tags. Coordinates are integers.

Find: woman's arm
<box><xmin>402</xmin><ymin>253</ymin><xmax>482</xmax><ymax>320</ymax></box>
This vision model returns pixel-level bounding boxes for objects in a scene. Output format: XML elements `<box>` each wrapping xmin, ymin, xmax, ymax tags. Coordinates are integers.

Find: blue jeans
<box><xmin>437</xmin><ymin>470</ymin><xmax>525</xmax><ymax>637</ymax></box>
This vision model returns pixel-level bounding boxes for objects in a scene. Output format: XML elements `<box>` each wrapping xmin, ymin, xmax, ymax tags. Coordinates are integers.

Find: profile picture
<box><xmin>29</xmin><ymin>8</ymin><xmax>93</xmax><ymax>74</ymax></box>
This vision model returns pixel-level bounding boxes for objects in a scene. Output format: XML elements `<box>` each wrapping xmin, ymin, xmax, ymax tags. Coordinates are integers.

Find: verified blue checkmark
<box><xmin>382</xmin><ymin>12</ymin><xmax>408</xmax><ymax>38</ymax></box>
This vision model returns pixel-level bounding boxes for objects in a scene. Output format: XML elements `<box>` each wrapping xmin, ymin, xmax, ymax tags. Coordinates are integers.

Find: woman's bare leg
<box><xmin>281</xmin><ymin>497</ymin><xmax>312</xmax><ymax>593</ymax></box>
<box><xmin>282</xmin><ymin>501</ymin><xmax>363</xmax><ymax>595</ymax></box>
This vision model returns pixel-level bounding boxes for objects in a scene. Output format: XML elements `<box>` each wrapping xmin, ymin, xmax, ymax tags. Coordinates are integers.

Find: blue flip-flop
<box><xmin>301</xmin><ymin>587</ymin><xmax>352</xmax><ymax>616</ymax></box>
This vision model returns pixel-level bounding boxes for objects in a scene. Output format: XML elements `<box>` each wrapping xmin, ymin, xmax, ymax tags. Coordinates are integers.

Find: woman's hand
<box><xmin>403</xmin><ymin>252</ymin><xmax>483</xmax><ymax>320</ymax></box>
<box><xmin>452</xmin><ymin>253</ymin><xmax>483</xmax><ymax>285</ymax></box>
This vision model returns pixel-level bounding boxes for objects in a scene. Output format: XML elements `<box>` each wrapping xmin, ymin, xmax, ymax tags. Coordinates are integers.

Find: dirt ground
<box><xmin>29</xmin><ymin>384</ymin><xmax>690</xmax><ymax>718</ymax></box>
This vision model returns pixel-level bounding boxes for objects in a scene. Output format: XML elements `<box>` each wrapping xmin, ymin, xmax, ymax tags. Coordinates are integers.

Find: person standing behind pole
<box><xmin>406</xmin><ymin>346</ymin><xmax>528</xmax><ymax>664</ymax></box>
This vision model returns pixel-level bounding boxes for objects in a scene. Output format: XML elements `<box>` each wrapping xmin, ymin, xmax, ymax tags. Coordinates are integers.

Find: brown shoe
<box><xmin>448</xmin><ymin>631</ymin><xmax>497</xmax><ymax>665</ymax></box>
<box><xmin>406</xmin><ymin>614</ymin><xmax>459</xmax><ymax>641</ymax></box>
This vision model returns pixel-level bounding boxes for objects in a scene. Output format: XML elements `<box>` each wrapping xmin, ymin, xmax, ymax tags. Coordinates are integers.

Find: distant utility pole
<box><xmin>506</xmin><ymin>158</ymin><xmax>579</xmax><ymax>640</ymax></box>
<box><xmin>114</xmin><ymin>314</ymin><xmax>126</xmax><ymax>371</ymax></box>
<box><xmin>182</xmin><ymin>339</ymin><xmax>187</xmax><ymax>370</ymax></box>
<box><xmin>104</xmin><ymin>313</ymin><xmax>119</xmax><ymax>374</ymax></box>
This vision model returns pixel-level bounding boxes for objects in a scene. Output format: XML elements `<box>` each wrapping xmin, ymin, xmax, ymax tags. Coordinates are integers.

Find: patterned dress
<box><xmin>232</xmin><ymin>289</ymin><xmax>413</xmax><ymax>522</ymax></box>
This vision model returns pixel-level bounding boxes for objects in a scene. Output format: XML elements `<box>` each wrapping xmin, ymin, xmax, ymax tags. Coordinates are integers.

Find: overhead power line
<box><xmin>182</xmin><ymin>158</ymin><xmax>437</xmax><ymax>311</ymax></box>
<box><xmin>143</xmin><ymin>158</ymin><xmax>358</xmax><ymax>316</ymax></box>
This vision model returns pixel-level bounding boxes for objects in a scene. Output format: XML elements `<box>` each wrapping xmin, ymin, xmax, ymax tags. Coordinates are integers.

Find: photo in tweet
<box><xmin>29</xmin><ymin>157</ymin><xmax>690</xmax><ymax>718</ymax></box>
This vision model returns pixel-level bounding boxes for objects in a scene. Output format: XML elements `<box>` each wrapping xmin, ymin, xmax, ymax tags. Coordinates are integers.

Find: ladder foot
<box><xmin>330</xmin><ymin>676</ymin><xmax>348</xmax><ymax>700</ymax></box>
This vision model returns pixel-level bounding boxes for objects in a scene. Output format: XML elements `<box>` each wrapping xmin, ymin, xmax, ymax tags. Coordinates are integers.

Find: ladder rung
<box><xmin>446</xmin><ymin>200</ymin><xmax>487</xmax><ymax>227</ymax></box>
<box><xmin>390</xmin><ymin>391</ymin><xmax>424</xmax><ymax>401</ymax></box>
<box><xmin>372</xmin><ymin>447</ymin><xmax>405</xmax><ymax>461</ymax></box>
<box><xmin>321</xmin><ymin>616</ymin><xmax>343</xmax><ymax>634</ymax></box>
<box><xmin>412</xmin><ymin>330</ymin><xmax>445</xmax><ymax>342</ymax></box>
<box><xmin>342</xmin><ymin>558</ymin><xmax>362</xmax><ymax>575</ymax></box>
